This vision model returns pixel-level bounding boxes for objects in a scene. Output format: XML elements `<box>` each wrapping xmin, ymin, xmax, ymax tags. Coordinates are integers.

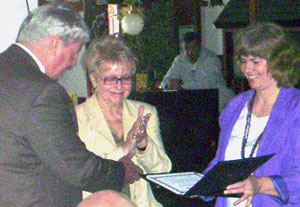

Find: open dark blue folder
<box><xmin>142</xmin><ymin>154</ymin><xmax>274</xmax><ymax>197</ymax></box>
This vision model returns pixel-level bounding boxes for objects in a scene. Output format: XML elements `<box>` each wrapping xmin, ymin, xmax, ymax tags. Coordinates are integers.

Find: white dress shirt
<box><xmin>161</xmin><ymin>47</ymin><xmax>234</xmax><ymax>110</ymax></box>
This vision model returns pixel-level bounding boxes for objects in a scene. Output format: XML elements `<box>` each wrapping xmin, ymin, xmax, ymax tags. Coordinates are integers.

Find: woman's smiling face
<box><xmin>92</xmin><ymin>61</ymin><xmax>134</xmax><ymax>107</ymax></box>
<box><xmin>240</xmin><ymin>55</ymin><xmax>278</xmax><ymax>92</ymax></box>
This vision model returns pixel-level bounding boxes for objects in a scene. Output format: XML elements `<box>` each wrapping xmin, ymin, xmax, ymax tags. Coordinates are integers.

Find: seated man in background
<box><xmin>77</xmin><ymin>190</ymin><xmax>137</xmax><ymax>207</ymax></box>
<box><xmin>160</xmin><ymin>32</ymin><xmax>234</xmax><ymax>110</ymax></box>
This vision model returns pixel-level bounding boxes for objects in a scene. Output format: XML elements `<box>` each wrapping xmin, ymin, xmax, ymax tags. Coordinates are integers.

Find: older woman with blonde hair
<box><xmin>76</xmin><ymin>36</ymin><xmax>172</xmax><ymax>207</ymax></box>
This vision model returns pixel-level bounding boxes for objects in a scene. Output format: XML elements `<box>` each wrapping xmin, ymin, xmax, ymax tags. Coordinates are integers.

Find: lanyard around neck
<box><xmin>241</xmin><ymin>93</ymin><xmax>264</xmax><ymax>158</ymax></box>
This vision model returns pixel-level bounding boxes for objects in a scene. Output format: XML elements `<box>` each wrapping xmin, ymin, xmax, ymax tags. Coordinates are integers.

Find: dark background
<box><xmin>129</xmin><ymin>89</ymin><xmax>219</xmax><ymax>206</ymax></box>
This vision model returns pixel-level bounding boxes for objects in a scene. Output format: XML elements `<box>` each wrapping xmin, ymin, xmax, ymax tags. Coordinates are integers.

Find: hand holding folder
<box><xmin>142</xmin><ymin>154</ymin><xmax>274</xmax><ymax>197</ymax></box>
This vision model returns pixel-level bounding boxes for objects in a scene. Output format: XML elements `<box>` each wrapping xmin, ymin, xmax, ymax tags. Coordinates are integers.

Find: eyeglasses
<box><xmin>98</xmin><ymin>76</ymin><xmax>133</xmax><ymax>85</ymax></box>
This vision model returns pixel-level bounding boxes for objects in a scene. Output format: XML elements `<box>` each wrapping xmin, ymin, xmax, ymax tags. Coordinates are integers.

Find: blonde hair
<box><xmin>84</xmin><ymin>35</ymin><xmax>137</xmax><ymax>76</ymax></box>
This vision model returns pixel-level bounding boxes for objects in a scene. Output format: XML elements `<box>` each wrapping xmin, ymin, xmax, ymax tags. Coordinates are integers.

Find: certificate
<box><xmin>143</xmin><ymin>154</ymin><xmax>274</xmax><ymax>197</ymax></box>
<box><xmin>144</xmin><ymin>172</ymin><xmax>203</xmax><ymax>195</ymax></box>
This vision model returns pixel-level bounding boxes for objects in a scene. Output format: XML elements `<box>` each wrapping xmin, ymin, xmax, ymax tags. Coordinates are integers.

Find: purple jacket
<box><xmin>206</xmin><ymin>87</ymin><xmax>300</xmax><ymax>207</ymax></box>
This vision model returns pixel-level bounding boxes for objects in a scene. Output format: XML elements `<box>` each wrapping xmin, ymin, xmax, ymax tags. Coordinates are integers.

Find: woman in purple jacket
<box><xmin>205</xmin><ymin>22</ymin><xmax>300</xmax><ymax>207</ymax></box>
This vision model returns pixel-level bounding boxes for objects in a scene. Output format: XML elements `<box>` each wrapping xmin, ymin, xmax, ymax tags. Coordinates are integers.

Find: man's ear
<box><xmin>40</xmin><ymin>36</ymin><xmax>63</xmax><ymax>69</ymax></box>
<box><xmin>48</xmin><ymin>36</ymin><xmax>64</xmax><ymax>57</ymax></box>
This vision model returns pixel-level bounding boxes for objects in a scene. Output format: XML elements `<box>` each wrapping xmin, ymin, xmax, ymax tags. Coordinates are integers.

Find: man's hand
<box><xmin>168</xmin><ymin>79</ymin><xmax>183</xmax><ymax>90</ymax></box>
<box><xmin>118</xmin><ymin>152</ymin><xmax>143</xmax><ymax>186</ymax></box>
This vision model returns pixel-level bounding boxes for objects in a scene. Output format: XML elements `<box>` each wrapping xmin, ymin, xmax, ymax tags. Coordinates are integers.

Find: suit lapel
<box><xmin>8</xmin><ymin>44</ymin><xmax>43</xmax><ymax>76</ymax></box>
<box><xmin>84</xmin><ymin>94</ymin><xmax>117</xmax><ymax>147</ymax></box>
<box><xmin>84</xmin><ymin>98</ymin><xmax>139</xmax><ymax>147</ymax></box>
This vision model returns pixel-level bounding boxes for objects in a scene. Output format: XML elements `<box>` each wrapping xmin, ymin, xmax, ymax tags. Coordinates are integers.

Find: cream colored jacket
<box><xmin>75</xmin><ymin>94</ymin><xmax>172</xmax><ymax>207</ymax></box>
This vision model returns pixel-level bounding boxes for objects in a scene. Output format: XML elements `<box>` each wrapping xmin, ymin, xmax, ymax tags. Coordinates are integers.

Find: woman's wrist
<box><xmin>257</xmin><ymin>176</ymin><xmax>279</xmax><ymax>196</ymax></box>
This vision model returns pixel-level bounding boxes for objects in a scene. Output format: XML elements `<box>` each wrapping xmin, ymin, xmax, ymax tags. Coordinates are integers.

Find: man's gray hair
<box><xmin>17</xmin><ymin>2</ymin><xmax>90</xmax><ymax>46</ymax></box>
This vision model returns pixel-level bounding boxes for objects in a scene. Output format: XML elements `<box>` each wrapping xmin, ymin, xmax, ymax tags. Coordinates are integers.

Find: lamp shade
<box><xmin>121</xmin><ymin>13</ymin><xmax>144</xmax><ymax>35</ymax></box>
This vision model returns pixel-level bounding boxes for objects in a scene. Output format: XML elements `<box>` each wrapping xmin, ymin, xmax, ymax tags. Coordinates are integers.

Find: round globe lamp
<box><xmin>121</xmin><ymin>13</ymin><xmax>144</xmax><ymax>35</ymax></box>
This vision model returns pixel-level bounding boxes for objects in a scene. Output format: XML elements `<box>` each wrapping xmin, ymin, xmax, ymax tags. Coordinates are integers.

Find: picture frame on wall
<box><xmin>38</xmin><ymin>0</ymin><xmax>83</xmax><ymax>11</ymax></box>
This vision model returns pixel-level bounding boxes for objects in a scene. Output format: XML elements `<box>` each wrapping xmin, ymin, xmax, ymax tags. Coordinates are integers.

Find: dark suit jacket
<box><xmin>0</xmin><ymin>45</ymin><xmax>124</xmax><ymax>207</ymax></box>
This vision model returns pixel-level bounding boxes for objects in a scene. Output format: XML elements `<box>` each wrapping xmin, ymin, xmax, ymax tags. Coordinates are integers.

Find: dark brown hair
<box><xmin>234</xmin><ymin>22</ymin><xmax>300</xmax><ymax>87</ymax></box>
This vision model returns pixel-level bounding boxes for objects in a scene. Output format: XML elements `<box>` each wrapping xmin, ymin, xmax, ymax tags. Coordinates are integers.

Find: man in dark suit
<box><xmin>0</xmin><ymin>2</ymin><xmax>142</xmax><ymax>207</ymax></box>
